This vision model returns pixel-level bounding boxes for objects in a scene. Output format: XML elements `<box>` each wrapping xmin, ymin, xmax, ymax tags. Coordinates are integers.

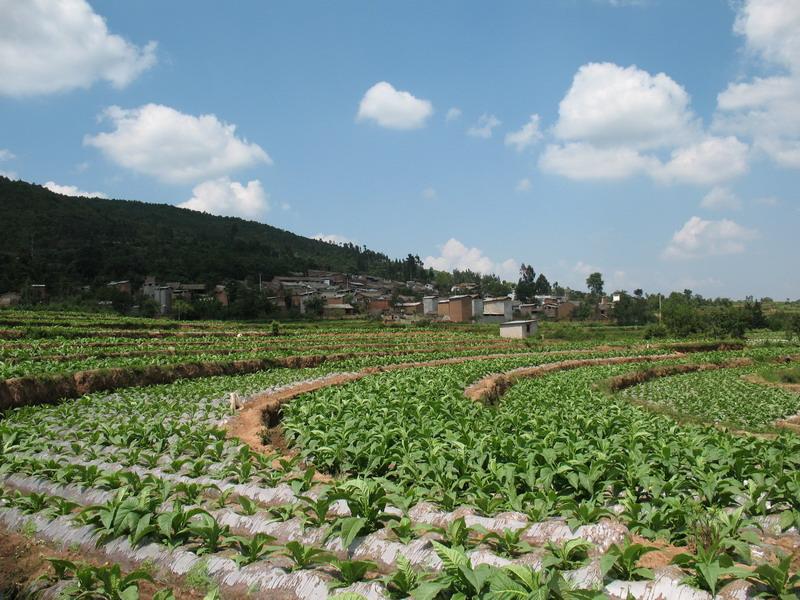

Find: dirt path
<box><xmin>226</xmin><ymin>349</ymin><xmax>684</xmax><ymax>454</ymax></box>
<box><xmin>463</xmin><ymin>353</ymin><xmax>685</xmax><ymax>404</ymax></box>
<box><xmin>226</xmin><ymin>348</ymin><xmax>593</xmax><ymax>453</ymax></box>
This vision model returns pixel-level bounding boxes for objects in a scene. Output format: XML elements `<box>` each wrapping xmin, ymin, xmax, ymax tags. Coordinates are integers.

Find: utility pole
<box><xmin>659</xmin><ymin>293</ymin><xmax>662</xmax><ymax>324</ymax></box>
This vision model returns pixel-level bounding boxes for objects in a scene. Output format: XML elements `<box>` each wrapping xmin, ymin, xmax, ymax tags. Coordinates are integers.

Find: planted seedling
<box><xmin>229</xmin><ymin>533</ymin><xmax>277</xmax><ymax>567</ymax></box>
<box><xmin>328</xmin><ymin>558</ymin><xmax>376</xmax><ymax>589</ymax></box>
<box><xmin>599</xmin><ymin>539</ymin><xmax>657</xmax><ymax>581</ymax></box>
<box><xmin>541</xmin><ymin>539</ymin><xmax>593</xmax><ymax>571</ymax></box>
<box><xmin>277</xmin><ymin>541</ymin><xmax>332</xmax><ymax>571</ymax></box>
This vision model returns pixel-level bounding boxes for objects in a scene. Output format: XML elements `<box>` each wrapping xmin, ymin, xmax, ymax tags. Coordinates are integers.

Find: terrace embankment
<box><xmin>0</xmin><ymin>353</ymin><xmax>353</xmax><ymax>411</ymax></box>
<box><xmin>232</xmin><ymin>349</ymin><xmax>737</xmax><ymax>454</ymax></box>
<box><xmin>0</xmin><ymin>346</ymin><xmax>543</xmax><ymax>411</ymax></box>
<box><xmin>228</xmin><ymin>348</ymin><xmax>634</xmax><ymax>453</ymax></box>
<box><xmin>463</xmin><ymin>353</ymin><xmax>683</xmax><ymax>404</ymax></box>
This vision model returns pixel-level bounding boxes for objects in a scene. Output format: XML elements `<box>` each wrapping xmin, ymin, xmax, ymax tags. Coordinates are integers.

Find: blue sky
<box><xmin>1</xmin><ymin>0</ymin><xmax>798</xmax><ymax>299</ymax></box>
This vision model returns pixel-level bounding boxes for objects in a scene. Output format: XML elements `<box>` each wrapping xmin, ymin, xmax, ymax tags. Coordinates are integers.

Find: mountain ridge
<box><xmin>0</xmin><ymin>177</ymin><xmax>428</xmax><ymax>293</ymax></box>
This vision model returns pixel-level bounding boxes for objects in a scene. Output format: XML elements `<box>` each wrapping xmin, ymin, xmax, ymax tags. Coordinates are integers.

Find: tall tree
<box><xmin>586</xmin><ymin>272</ymin><xmax>604</xmax><ymax>297</ymax></box>
<box><xmin>534</xmin><ymin>273</ymin><xmax>551</xmax><ymax>295</ymax></box>
<box><xmin>516</xmin><ymin>263</ymin><xmax>537</xmax><ymax>302</ymax></box>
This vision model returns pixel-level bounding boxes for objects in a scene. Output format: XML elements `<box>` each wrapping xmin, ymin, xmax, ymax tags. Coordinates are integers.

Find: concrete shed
<box><xmin>423</xmin><ymin>296</ymin><xmax>439</xmax><ymax>315</ymax></box>
<box><xmin>499</xmin><ymin>319</ymin><xmax>538</xmax><ymax>339</ymax></box>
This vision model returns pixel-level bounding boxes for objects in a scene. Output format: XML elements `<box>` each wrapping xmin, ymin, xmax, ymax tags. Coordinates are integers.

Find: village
<box><xmin>0</xmin><ymin>270</ymin><xmax>611</xmax><ymax>338</ymax></box>
<box><xmin>81</xmin><ymin>270</ymin><xmax>616</xmax><ymax>339</ymax></box>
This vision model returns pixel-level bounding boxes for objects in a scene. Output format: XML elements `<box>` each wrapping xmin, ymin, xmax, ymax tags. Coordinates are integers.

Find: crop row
<box><xmin>2</xmin><ymin>336</ymin><xmax>799</xmax><ymax>597</ymax></box>
<box><xmin>618</xmin><ymin>365</ymin><xmax>800</xmax><ymax>428</ymax></box>
<box><xmin>283</xmin><ymin>347</ymin><xmax>800</xmax><ymax>539</ymax></box>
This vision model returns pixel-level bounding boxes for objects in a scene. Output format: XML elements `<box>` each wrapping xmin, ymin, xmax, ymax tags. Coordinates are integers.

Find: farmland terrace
<box><xmin>1</xmin><ymin>309</ymin><xmax>799</xmax><ymax>599</ymax></box>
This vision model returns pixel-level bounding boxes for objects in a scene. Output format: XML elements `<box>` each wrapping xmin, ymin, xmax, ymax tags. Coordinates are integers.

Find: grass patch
<box><xmin>760</xmin><ymin>365</ymin><xmax>800</xmax><ymax>384</ymax></box>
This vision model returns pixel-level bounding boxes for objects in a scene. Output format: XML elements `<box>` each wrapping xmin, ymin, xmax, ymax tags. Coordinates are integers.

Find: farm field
<box><xmin>1</xmin><ymin>311</ymin><xmax>800</xmax><ymax>599</ymax></box>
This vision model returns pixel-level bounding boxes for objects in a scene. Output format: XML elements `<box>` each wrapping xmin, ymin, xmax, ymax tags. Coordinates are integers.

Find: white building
<box><xmin>422</xmin><ymin>296</ymin><xmax>439</xmax><ymax>316</ymax></box>
<box><xmin>483</xmin><ymin>297</ymin><xmax>513</xmax><ymax>322</ymax></box>
<box><xmin>499</xmin><ymin>319</ymin><xmax>538</xmax><ymax>339</ymax></box>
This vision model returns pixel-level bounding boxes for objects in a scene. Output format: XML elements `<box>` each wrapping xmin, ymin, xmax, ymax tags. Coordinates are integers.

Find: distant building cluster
<box><xmin>0</xmin><ymin>270</ymin><xmax>628</xmax><ymax>339</ymax></box>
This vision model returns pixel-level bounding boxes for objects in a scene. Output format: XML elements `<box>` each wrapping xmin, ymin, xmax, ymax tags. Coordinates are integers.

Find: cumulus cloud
<box><xmin>445</xmin><ymin>107</ymin><xmax>462</xmax><ymax>122</ymax></box>
<box><xmin>700</xmin><ymin>186</ymin><xmax>742</xmax><ymax>211</ymax></box>
<box><xmin>734</xmin><ymin>0</ymin><xmax>800</xmax><ymax>69</ymax></box>
<box><xmin>505</xmin><ymin>114</ymin><xmax>543</xmax><ymax>152</ymax></box>
<box><xmin>313</xmin><ymin>233</ymin><xmax>358</xmax><ymax>245</ymax></box>
<box><xmin>515</xmin><ymin>178</ymin><xmax>531</xmax><ymax>192</ymax></box>
<box><xmin>356</xmin><ymin>82</ymin><xmax>433</xmax><ymax>130</ymax></box>
<box><xmin>178</xmin><ymin>178</ymin><xmax>269</xmax><ymax>220</ymax></box>
<box><xmin>0</xmin><ymin>171</ymin><xmax>18</xmax><ymax>180</ymax></box>
<box><xmin>0</xmin><ymin>149</ymin><xmax>15</xmax><ymax>161</ymax></box>
<box><xmin>713</xmin><ymin>0</ymin><xmax>800</xmax><ymax>169</ymax></box>
<box><xmin>539</xmin><ymin>142</ymin><xmax>658</xmax><ymax>181</ymax></box>
<box><xmin>541</xmin><ymin>62</ymin><xmax>749</xmax><ymax>184</ymax></box>
<box><xmin>662</xmin><ymin>216</ymin><xmax>758</xmax><ymax>259</ymax></box>
<box><xmin>85</xmin><ymin>104</ymin><xmax>270</xmax><ymax>183</ymax></box>
<box><xmin>43</xmin><ymin>181</ymin><xmax>107</xmax><ymax>198</ymax></box>
<box><xmin>467</xmin><ymin>114</ymin><xmax>502</xmax><ymax>139</ymax></box>
<box><xmin>0</xmin><ymin>0</ymin><xmax>156</xmax><ymax>96</ymax></box>
<box><xmin>653</xmin><ymin>136</ymin><xmax>750</xmax><ymax>185</ymax></box>
<box><xmin>424</xmin><ymin>238</ymin><xmax>517</xmax><ymax>280</ymax></box>
<box><xmin>553</xmin><ymin>62</ymin><xmax>698</xmax><ymax>149</ymax></box>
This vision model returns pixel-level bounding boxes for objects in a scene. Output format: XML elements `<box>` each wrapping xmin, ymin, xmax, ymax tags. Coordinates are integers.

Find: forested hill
<box><xmin>0</xmin><ymin>177</ymin><xmax>428</xmax><ymax>293</ymax></box>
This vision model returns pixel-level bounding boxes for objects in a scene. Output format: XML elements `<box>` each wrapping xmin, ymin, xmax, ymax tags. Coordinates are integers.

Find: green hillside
<box><xmin>0</xmin><ymin>177</ymin><xmax>428</xmax><ymax>293</ymax></box>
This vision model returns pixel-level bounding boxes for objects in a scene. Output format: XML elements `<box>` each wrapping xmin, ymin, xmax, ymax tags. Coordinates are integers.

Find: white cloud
<box><xmin>356</xmin><ymin>82</ymin><xmax>433</xmax><ymax>130</ymax></box>
<box><xmin>539</xmin><ymin>142</ymin><xmax>658</xmax><ymax>180</ymax></box>
<box><xmin>313</xmin><ymin>233</ymin><xmax>358</xmax><ymax>245</ymax></box>
<box><xmin>713</xmin><ymin>0</ymin><xmax>800</xmax><ymax>169</ymax></box>
<box><xmin>445</xmin><ymin>107</ymin><xmax>462</xmax><ymax>122</ymax></box>
<box><xmin>43</xmin><ymin>181</ymin><xmax>107</xmax><ymax>198</ymax></box>
<box><xmin>553</xmin><ymin>62</ymin><xmax>698</xmax><ymax>149</ymax></box>
<box><xmin>0</xmin><ymin>149</ymin><xmax>15</xmax><ymax>161</ymax></box>
<box><xmin>515</xmin><ymin>178</ymin><xmax>531</xmax><ymax>192</ymax></box>
<box><xmin>700</xmin><ymin>186</ymin><xmax>742</xmax><ymax>211</ymax></box>
<box><xmin>662</xmin><ymin>216</ymin><xmax>758</xmax><ymax>259</ymax></box>
<box><xmin>0</xmin><ymin>171</ymin><xmax>18</xmax><ymax>180</ymax></box>
<box><xmin>542</xmin><ymin>62</ymin><xmax>750</xmax><ymax>184</ymax></box>
<box><xmin>85</xmin><ymin>104</ymin><xmax>270</xmax><ymax>184</ymax></box>
<box><xmin>421</xmin><ymin>187</ymin><xmax>437</xmax><ymax>200</ymax></box>
<box><xmin>653</xmin><ymin>136</ymin><xmax>750</xmax><ymax>185</ymax></box>
<box><xmin>467</xmin><ymin>114</ymin><xmax>502</xmax><ymax>139</ymax></box>
<box><xmin>505</xmin><ymin>114</ymin><xmax>543</xmax><ymax>152</ymax></box>
<box><xmin>540</xmin><ymin>136</ymin><xmax>749</xmax><ymax>185</ymax></box>
<box><xmin>178</xmin><ymin>178</ymin><xmax>269</xmax><ymax>220</ymax></box>
<box><xmin>0</xmin><ymin>0</ymin><xmax>156</xmax><ymax>96</ymax></box>
<box><xmin>733</xmin><ymin>0</ymin><xmax>800</xmax><ymax>70</ymax></box>
<box><xmin>424</xmin><ymin>238</ymin><xmax>517</xmax><ymax>280</ymax></box>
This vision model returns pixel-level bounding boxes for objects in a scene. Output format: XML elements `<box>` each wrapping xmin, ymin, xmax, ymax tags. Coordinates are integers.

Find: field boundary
<box><xmin>463</xmin><ymin>353</ymin><xmax>682</xmax><ymax>404</ymax></box>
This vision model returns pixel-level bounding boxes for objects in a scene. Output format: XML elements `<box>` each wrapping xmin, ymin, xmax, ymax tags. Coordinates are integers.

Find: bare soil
<box><xmin>0</xmin><ymin>526</ymin><xmax>204</xmax><ymax>600</ymax></box>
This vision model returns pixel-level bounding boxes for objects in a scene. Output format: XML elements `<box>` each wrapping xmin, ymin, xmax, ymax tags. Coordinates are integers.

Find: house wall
<box><xmin>500</xmin><ymin>321</ymin><xmax>538</xmax><ymax>339</ymax></box>
<box><xmin>471</xmin><ymin>298</ymin><xmax>484</xmax><ymax>319</ymax></box>
<box><xmin>449</xmin><ymin>297</ymin><xmax>473</xmax><ymax>323</ymax></box>
<box><xmin>556</xmin><ymin>302</ymin><xmax>576</xmax><ymax>320</ymax></box>
<box><xmin>484</xmin><ymin>299</ymin><xmax>512</xmax><ymax>320</ymax></box>
<box><xmin>423</xmin><ymin>297</ymin><xmax>439</xmax><ymax>315</ymax></box>
<box><xmin>437</xmin><ymin>301</ymin><xmax>449</xmax><ymax>318</ymax></box>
